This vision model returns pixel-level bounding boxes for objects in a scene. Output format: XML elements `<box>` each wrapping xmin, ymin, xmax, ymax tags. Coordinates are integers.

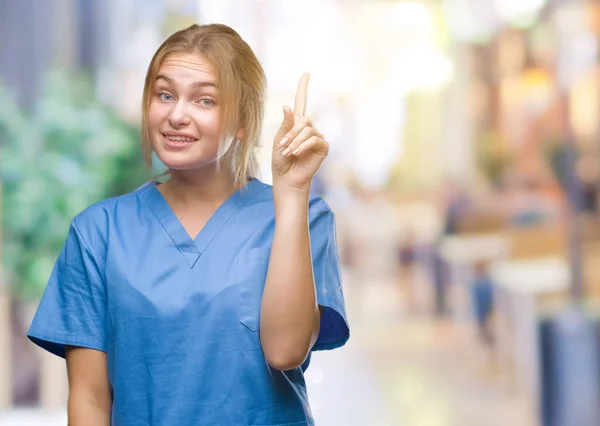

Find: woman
<box><xmin>27</xmin><ymin>24</ymin><xmax>349</xmax><ymax>426</ymax></box>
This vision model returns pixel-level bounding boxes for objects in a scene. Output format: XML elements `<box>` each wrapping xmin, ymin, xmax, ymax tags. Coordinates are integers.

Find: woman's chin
<box><xmin>156</xmin><ymin>152</ymin><xmax>216</xmax><ymax>171</ymax></box>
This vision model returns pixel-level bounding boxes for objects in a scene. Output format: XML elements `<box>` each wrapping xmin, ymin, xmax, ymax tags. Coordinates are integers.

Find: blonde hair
<box><xmin>141</xmin><ymin>24</ymin><xmax>266</xmax><ymax>185</ymax></box>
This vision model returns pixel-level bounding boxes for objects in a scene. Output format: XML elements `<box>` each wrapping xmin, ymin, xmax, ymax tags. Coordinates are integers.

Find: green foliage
<box><xmin>0</xmin><ymin>71</ymin><xmax>149</xmax><ymax>300</ymax></box>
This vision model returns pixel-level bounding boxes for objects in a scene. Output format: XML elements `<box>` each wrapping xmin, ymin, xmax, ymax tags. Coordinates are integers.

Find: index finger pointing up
<box><xmin>294</xmin><ymin>72</ymin><xmax>310</xmax><ymax>116</ymax></box>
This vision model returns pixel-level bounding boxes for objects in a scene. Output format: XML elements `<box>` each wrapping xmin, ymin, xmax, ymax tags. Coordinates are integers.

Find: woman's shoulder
<box><xmin>70</xmin><ymin>182</ymin><xmax>150</xmax><ymax>241</ymax></box>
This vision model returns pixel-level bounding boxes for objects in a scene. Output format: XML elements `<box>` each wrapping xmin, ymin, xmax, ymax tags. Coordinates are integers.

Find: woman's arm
<box><xmin>259</xmin><ymin>187</ymin><xmax>322</xmax><ymax>371</ymax></box>
<box><xmin>65</xmin><ymin>347</ymin><xmax>112</xmax><ymax>426</ymax></box>
<box><xmin>262</xmin><ymin>73</ymin><xmax>330</xmax><ymax>371</ymax></box>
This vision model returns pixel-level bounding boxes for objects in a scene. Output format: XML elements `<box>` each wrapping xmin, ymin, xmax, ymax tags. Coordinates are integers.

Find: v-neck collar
<box><xmin>139</xmin><ymin>178</ymin><xmax>267</xmax><ymax>268</ymax></box>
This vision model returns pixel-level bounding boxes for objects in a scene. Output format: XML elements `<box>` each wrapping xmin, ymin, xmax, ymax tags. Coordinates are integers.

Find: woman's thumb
<box><xmin>275</xmin><ymin>106</ymin><xmax>294</xmax><ymax>143</ymax></box>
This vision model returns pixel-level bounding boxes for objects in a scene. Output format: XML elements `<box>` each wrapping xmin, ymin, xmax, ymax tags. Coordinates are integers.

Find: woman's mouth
<box><xmin>162</xmin><ymin>133</ymin><xmax>198</xmax><ymax>149</ymax></box>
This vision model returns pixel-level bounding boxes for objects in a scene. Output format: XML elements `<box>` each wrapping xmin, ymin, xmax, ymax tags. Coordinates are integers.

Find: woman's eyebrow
<box><xmin>156</xmin><ymin>74</ymin><xmax>217</xmax><ymax>89</ymax></box>
<box><xmin>190</xmin><ymin>81</ymin><xmax>217</xmax><ymax>89</ymax></box>
<box><xmin>156</xmin><ymin>74</ymin><xmax>173</xmax><ymax>85</ymax></box>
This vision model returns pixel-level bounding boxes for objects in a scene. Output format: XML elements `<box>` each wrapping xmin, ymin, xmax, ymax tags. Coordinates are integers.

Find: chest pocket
<box><xmin>238</xmin><ymin>248</ymin><xmax>271</xmax><ymax>332</ymax></box>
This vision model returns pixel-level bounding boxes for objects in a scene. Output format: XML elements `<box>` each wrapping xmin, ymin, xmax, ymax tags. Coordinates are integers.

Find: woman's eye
<box><xmin>158</xmin><ymin>92</ymin><xmax>174</xmax><ymax>101</ymax></box>
<box><xmin>198</xmin><ymin>98</ymin><xmax>215</xmax><ymax>107</ymax></box>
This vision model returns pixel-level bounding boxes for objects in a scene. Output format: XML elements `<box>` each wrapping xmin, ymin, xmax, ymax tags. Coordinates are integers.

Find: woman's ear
<box><xmin>235</xmin><ymin>129</ymin><xmax>245</xmax><ymax>142</ymax></box>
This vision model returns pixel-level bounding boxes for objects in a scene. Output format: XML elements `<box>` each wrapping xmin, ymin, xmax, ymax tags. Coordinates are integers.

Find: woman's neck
<box><xmin>159</xmin><ymin>167</ymin><xmax>241</xmax><ymax>210</ymax></box>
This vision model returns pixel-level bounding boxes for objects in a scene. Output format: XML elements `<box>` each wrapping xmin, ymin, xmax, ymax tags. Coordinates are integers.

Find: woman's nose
<box><xmin>168</xmin><ymin>102</ymin><xmax>191</xmax><ymax>127</ymax></box>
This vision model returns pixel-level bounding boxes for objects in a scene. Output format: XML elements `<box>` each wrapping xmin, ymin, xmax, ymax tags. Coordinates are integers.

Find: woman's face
<box><xmin>148</xmin><ymin>52</ymin><xmax>223</xmax><ymax>171</ymax></box>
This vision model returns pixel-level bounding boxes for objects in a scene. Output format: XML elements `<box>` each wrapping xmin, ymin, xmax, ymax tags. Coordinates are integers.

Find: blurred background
<box><xmin>2</xmin><ymin>0</ymin><xmax>600</xmax><ymax>425</ymax></box>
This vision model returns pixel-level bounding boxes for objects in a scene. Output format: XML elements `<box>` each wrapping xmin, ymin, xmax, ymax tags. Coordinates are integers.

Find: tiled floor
<box><xmin>308</xmin><ymin>272</ymin><xmax>533</xmax><ymax>426</ymax></box>
<box><xmin>0</xmin><ymin>408</ymin><xmax>67</xmax><ymax>426</ymax></box>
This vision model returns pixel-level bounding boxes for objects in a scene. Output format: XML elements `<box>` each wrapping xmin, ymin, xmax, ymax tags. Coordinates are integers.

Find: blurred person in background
<box><xmin>431</xmin><ymin>181</ymin><xmax>471</xmax><ymax>319</ymax></box>
<box><xmin>470</xmin><ymin>261</ymin><xmax>495</xmax><ymax>347</ymax></box>
<box><xmin>395</xmin><ymin>228</ymin><xmax>418</xmax><ymax>315</ymax></box>
<box><xmin>25</xmin><ymin>23</ymin><xmax>349</xmax><ymax>426</ymax></box>
<box><xmin>577</xmin><ymin>152</ymin><xmax>600</xmax><ymax>216</ymax></box>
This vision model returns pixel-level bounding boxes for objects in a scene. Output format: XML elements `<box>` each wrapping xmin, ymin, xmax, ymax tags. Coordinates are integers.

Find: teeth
<box><xmin>165</xmin><ymin>135</ymin><xmax>195</xmax><ymax>142</ymax></box>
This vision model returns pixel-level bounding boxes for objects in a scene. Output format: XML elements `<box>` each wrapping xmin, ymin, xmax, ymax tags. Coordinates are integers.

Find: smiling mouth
<box><xmin>162</xmin><ymin>133</ymin><xmax>198</xmax><ymax>142</ymax></box>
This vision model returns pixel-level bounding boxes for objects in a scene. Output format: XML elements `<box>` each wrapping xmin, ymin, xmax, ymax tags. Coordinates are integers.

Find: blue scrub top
<box><xmin>27</xmin><ymin>178</ymin><xmax>349</xmax><ymax>426</ymax></box>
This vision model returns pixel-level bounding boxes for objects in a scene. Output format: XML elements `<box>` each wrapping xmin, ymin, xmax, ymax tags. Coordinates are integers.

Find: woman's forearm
<box><xmin>68</xmin><ymin>391</ymin><xmax>111</xmax><ymax>426</ymax></box>
<box><xmin>259</xmin><ymin>187</ymin><xmax>321</xmax><ymax>371</ymax></box>
<box><xmin>65</xmin><ymin>347</ymin><xmax>112</xmax><ymax>426</ymax></box>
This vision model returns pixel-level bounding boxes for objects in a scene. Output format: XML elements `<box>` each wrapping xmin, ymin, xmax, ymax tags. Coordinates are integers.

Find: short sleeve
<box><xmin>27</xmin><ymin>219</ymin><xmax>107</xmax><ymax>358</ymax></box>
<box><xmin>309</xmin><ymin>200</ymin><xmax>350</xmax><ymax>351</ymax></box>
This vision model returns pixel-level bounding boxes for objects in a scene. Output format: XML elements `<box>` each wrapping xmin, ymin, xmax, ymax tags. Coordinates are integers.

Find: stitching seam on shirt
<box><xmin>201</xmin><ymin>185</ymin><xmax>271</xmax><ymax>255</ymax></box>
<box><xmin>28</xmin><ymin>328</ymin><xmax>107</xmax><ymax>352</ymax></box>
<box><xmin>138</xmin><ymin>183</ymin><xmax>199</xmax><ymax>268</ymax></box>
